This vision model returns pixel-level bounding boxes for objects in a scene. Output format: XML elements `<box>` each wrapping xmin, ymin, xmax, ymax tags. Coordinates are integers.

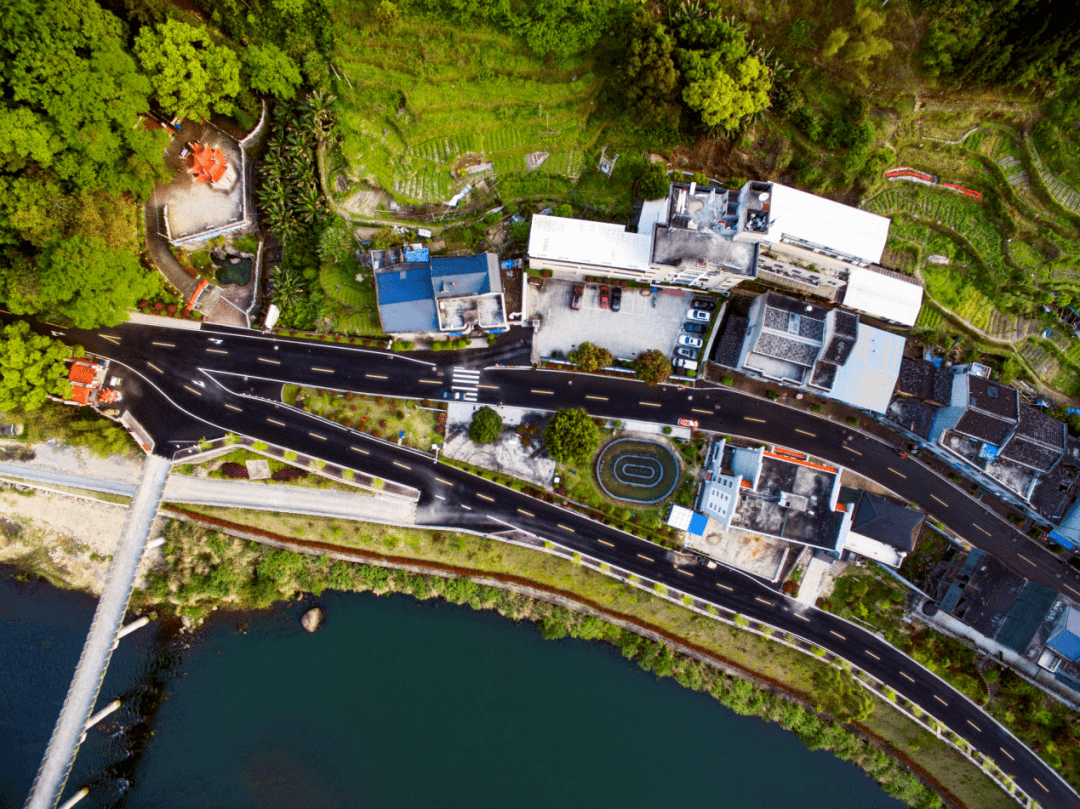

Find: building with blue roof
<box><xmin>373</xmin><ymin>250</ymin><xmax>507</xmax><ymax>334</ymax></box>
<box><xmin>1047</xmin><ymin>606</ymin><xmax>1080</xmax><ymax>663</ymax></box>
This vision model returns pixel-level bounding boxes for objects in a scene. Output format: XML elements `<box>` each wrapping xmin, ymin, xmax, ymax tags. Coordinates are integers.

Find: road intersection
<box><xmin>26</xmin><ymin>317</ymin><xmax>1080</xmax><ymax>808</ymax></box>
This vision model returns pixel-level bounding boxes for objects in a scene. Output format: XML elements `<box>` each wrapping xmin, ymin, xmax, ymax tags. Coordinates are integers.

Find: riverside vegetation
<box><xmin>138</xmin><ymin>514</ymin><xmax>1023</xmax><ymax>809</ymax></box>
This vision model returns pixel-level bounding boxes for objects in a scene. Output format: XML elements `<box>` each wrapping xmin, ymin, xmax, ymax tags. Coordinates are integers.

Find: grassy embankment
<box><xmin>143</xmin><ymin>506</ymin><xmax>1017</xmax><ymax>809</ymax></box>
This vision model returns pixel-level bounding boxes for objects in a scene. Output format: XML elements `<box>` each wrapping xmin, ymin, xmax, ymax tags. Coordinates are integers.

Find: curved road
<box><xmin>24</xmin><ymin>317</ymin><xmax>1080</xmax><ymax>809</ymax></box>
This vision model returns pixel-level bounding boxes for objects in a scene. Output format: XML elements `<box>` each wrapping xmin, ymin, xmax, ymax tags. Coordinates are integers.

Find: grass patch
<box><xmin>297</xmin><ymin>388</ymin><xmax>444</xmax><ymax>450</ymax></box>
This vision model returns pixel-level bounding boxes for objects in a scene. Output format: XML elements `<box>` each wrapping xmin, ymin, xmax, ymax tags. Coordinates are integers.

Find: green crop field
<box><xmin>329</xmin><ymin>4</ymin><xmax>604</xmax><ymax>206</ymax></box>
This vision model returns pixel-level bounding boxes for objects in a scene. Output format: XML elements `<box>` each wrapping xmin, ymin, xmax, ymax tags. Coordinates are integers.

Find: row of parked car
<box><xmin>570</xmin><ymin>283</ymin><xmax>624</xmax><ymax>311</ymax></box>
<box><xmin>672</xmin><ymin>299</ymin><xmax>715</xmax><ymax>371</ymax></box>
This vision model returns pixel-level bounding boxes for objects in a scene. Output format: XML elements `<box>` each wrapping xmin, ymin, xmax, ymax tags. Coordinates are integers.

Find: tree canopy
<box><xmin>469</xmin><ymin>406</ymin><xmax>503</xmax><ymax>444</ymax></box>
<box><xmin>1</xmin><ymin>235</ymin><xmax>159</xmax><ymax>328</ymax></box>
<box><xmin>639</xmin><ymin>164</ymin><xmax>670</xmax><ymax>200</ymax></box>
<box><xmin>0</xmin><ymin>321</ymin><xmax>78</xmax><ymax>412</ymax></box>
<box><xmin>543</xmin><ymin>408</ymin><xmax>601</xmax><ymax>464</ymax></box>
<box><xmin>135</xmin><ymin>20</ymin><xmax>242</xmax><ymax>121</ymax></box>
<box><xmin>680</xmin><ymin>49</ymin><xmax>771</xmax><ymax>131</ymax></box>
<box><xmin>622</xmin><ymin>9</ymin><xmax>682</xmax><ymax>129</ymax></box>
<box><xmin>633</xmin><ymin>350</ymin><xmax>672</xmax><ymax>385</ymax></box>
<box><xmin>567</xmin><ymin>342</ymin><xmax>613</xmax><ymax>372</ymax></box>
<box><xmin>243</xmin><ymin>44</ymin><xmax>303</xmax><ymax>101</ymax></box>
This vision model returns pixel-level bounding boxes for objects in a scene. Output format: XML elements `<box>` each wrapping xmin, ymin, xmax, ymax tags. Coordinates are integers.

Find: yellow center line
<box><xmin>313</xmin><ymin>367</ymin><xmax>335</xmax><ymax>374</ymax></box>
<box><xmin>691</xmin><ymin>408</ymin><xmax>712</xmax><ymax>414</ymax></box>
<box><xmin>865</xmin><ymin>650</ymin><xmax>881</xmax><ymax>661</ymax></box>
<box><xmin>586</xmin><ymin>395</ymin><xmax>609</xmax><ymax>401</ymax></box>
<box><xmin>146</xmin><ymin>362</ymin><xmax>163</xmax><ymax>374</ymax></box>
<box><xmin>795</xmin><ymin>428</ymin><xmax>815</xmax><ymax>437</ymax></box>
<box><xmin>557</xmin><ymin>523</ymin><xmax>575</xmax><ymax>532</ymax></box>
<box><xmin>973</xmin><ymin>524</ymin><xmax>991</xmax><ymax>537</ymax></box>
<box><xmin>744</xmin><ymin>416</ymin><xmax>766</xmax><ymax>423</ymax></box>
<box><xmin>309</xmin><ymin>432</ymin><xmax>326</xmax><ymax>441</ymax></box>
<box><xmin>899</xmin><ymin>671</ymin><xmax>915</xmax><ymax>683</ymax></box>
<box><xmin>597</xmin><ymin>539</ymin><xmax>614</xmax><ymax>547</ymax></box>
<box><xmin>477</xmin><ymin>384</ymin><xmax>500</xmax><ymax>390</ymax></box>
<box><xmin>844</xmin><ymin>446</ymin><xmax>862</xmax><ymax>455</ymax></box>
<box><xmin>999</xmin><ymin>747</ymin><xmax>1015</xmax><ymax>761</ymax></box>
<box><xmin>419</xmin><ymin>379</ymin><xmax>441</xmax><ymax>384</ymax></box>
<box><xmin>887</xmin><ymin>467</ymin><xmax>907</xmax><ymax>478</ymax></box>
<box><xmin>435</xmin><ymin>477</ymin><xmax>453</xmax><ymax>486</ymax></box>
<box><xmin>933</xmin><ymin>694</ymin><xmax>948</xmax><ymax>706</ymax></box>
<box><xmin>795</xmin><ymin>614</ymin><xmax>811</xmax><ymax>622</ymax></box>
<box><xmin>716</xmin><ymin>583</ymin><xmax>733</xmax><ymax>591</ymax></box>
<box><xmin>754</xmin><ymin>597</ymin><xmax>772</xmax><ymax>606</ymax></box>
<box><xmin>1018</xmin><ymin>553</ymin><xmax>1037</xmax><ymax>567</ymax></box>
<box><xmin>967</xmin><ymin>719</ymin><xmax>981</xmax><ymax>732</ymax></box>
<box><xmin>350</xmin><ymin>446</ymin><xmax>369</xmax><ymax>455</ymax></box>
<box><xmin>639</xmin><ymin>401</ymin><xmax>661</xmax><ymax>407</ymax></box>
<box><xmin>477</xmin><ymin>493</ymin><xmax>495</xmax><ymax>502</ymax></box>
<box><xmin>531</xmin><ymin>389</ymin><xmax>555</xmax><ymax>395</ymax></box>
<box><xmin>1034</xmin><ymin>777</ymin><xmax>1049</xmax><ymax>793</ymax></box>
<box><xmin>182</xmin><ymin>385</ymin><xmax>201</xmax><ymax>396</ymax></box>
<box><xmin>636</xmin><ymin>553</ymin><xmax>654</xmax><ymax>562</ymax></box>
<box><xmin>266</xmin><ymin>418</ymin><xmax>286</xmax><ymax>426</ymax></box>
<box><xmin>99</xmin><ymin>333</ymin><xmax>121</xmax><ymax>340</ymax></box>
<box><xmin>224</xmin><ymin>403</ymin><xmax>242</xmax><ymax>412</ymax></box>
<box><xmin>517</xmin><ymin>508</ymin><xmax>535</xmax><ymax>517</ymax></box>
<box><xmin>206</xmin><ymin>348</ymin><xmax>228</xmax><ymax>355</ymax></box>
<box><xmin>931</xmin><ymin>494</ymin><xmax>949</xmax><ymax>507</ymax></box>
<box><xmin>829</xmin><ymin>630</ymin><xmax>846</xmax><ymax>640</ymax></box>
<box><xmin>393</xmin><ymin>461</ymin><xmax>411</xmax><ymax>470</ymax></box>
<box><xmin>364</xmin><ymin>373</ymin><xmax>386</xmax><ymax>379</ymax></box>
<box><xmin>151</xmin><ymin>341</ymin><xmax>174</xmax><ymax>348</ymax></box>
<box><xmin>677</xmin><ymin>569</ymin><xmax>694</xmax><ymax>577</ymax></box>
<box><xmin>258</xmin><ymin>357</ymin><xmax>281</xmax><ymax>365</ymax></box>
<box><xmin>1065</xmin><ymin>583</ymin><xmax>1080</xmax><ymax>598</ymax></box>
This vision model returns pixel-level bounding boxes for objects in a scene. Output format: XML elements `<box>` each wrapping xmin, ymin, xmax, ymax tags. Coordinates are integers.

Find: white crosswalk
<box><xmin>451</xmin><ymin>367</ymin><xmax>480</xmax><ymax>401</ymax></box>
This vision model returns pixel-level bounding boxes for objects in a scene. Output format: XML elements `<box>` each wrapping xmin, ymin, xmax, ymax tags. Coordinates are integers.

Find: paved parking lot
<box><xmin>530</xmin><ymin>280</ymin><xmax>694</xmax><ymax>362</ymax></box>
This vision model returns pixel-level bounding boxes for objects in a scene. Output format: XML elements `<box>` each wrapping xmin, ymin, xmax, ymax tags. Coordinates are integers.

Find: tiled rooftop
<box><xmin>999</xmin><ymin>437</ymin><xmax>1064</xmax><ymax>473</ymax></box>
<box><xmin>1014</xmin><ymin>405</ymin><xmax>1066</xmax><ymax>448</ymax></box>
<box><xmin>954</xmin><ymin>409</ymin><xmax>1016</xmax><ymax>445</ymax></box>
<box><xmin>967</xmin><ymin>375</ymin><xmax>1019</xmax><ymax>420</ymax></box>
<box><xmin>887</xmin><ymin>397</ymin><xmax>939</xmax><ymax>440</ymax></box>
<box><xmin>752</xmin><ymin>332</ymin><xmax>822</xmax><ymax>367</ymax></box>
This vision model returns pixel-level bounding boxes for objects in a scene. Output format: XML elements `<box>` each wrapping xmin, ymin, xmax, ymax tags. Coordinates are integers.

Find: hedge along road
<box><xmin>32</xmin><ymin>319</ymin><xmax>1080</xmax><ymax>809</ymax></box>
<box><xmin>595</xmin><ymin>438</ymin><xmax>681</xmax><ymax>503</ymax></box>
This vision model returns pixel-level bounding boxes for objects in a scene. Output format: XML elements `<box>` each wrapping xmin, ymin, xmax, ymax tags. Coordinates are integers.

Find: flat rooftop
<box><xmin>528</xmin><ymin>214</ymin><xmax>652</xmax><ymax>273</ymax></box>
<box><xmin>650</xmin><ymin>226</ymin><xmax>757</xmax><ymax>276</ymax></box>
<box><xmin>728</xmin><ymin>452</ymin><xmax>844</xmax><ymax>550</ymax></box>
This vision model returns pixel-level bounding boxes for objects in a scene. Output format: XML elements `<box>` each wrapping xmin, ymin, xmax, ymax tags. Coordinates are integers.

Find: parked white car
<box><xmin>686</xmin><ymin>309</ymin><xmax>711</xmax><ymax>322</ymax></box>
<box><xmin>678</xmin><ymin>335</ymin><xmax>703</xmax><ymax>348</ymax></box>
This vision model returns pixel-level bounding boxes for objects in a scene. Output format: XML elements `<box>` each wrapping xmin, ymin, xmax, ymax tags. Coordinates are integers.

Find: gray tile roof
<box><xmin>851</xmin><ymin>492</ymin><xmax>925</xmax><ymax>552</ymax></box>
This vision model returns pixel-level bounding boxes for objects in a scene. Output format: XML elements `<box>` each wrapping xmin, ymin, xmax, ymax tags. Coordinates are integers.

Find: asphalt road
<box><xmin>22</xmin><ymin>317</ymin><xmax>1080</xmax><ymax>808</ymax></box>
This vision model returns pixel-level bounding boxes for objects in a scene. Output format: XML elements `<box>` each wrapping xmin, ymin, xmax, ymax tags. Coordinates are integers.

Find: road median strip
<box><xmin>557</xmin><ymin>523</ymin><xmax>575</xmax><ymax>532</ymax></box>
<box><xmin>392</xmin><ymin>461</ymin><xmax>411</xmax><ymax>470</ymax></box>
<box><xmin>183</xmin><ymin>385</ymin><xmax>201</xmax><ymax>396</ymax></box>
<box><xmin>887</xmin><ymin>467</ymin><xmax>907</xmax><ymax>478</ymax></box>
<box><xmin>477</xmin><ymin>493</ymin><xmax>495</xmax><ymax>502</ymax></box>
<box><xmin>636</xmin><ymin>553</ymin><xmax>654</xmax><ymax>562</ymax></box>
<box><xmin>931</xmin><ymin>494</ymin><xmax>949</xmax><ymax>507</ymax></box>
<box><xmin>795</xmin><ymin>428</ymin><xmax>815</xmax><ymax>437</ymax></box>
<box><xmin>349</xmin><ymin>446</ymin><xmax>369</xmax><ymax>454</ymax></box>
<box><xmin>744</xmin><ymin>416</ymin><xmax>766</xmax><ymax>423</ymax></box>
<box><xmin>266</xmin><ymin>418</ymin><xmax>286</xmax><ymax>426</ymax></box>
<box><xmin>257</xmin><ymin>357</ymin><xmax>281</xmax><ymax>365</ymax></box>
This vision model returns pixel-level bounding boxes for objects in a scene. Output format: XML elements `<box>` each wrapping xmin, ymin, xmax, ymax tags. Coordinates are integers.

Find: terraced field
<box><xmin>330</xmin><ymin>8</ymin><xmax>602</xmax><ymax>205</ymax></box>
<box><xmin>920</xmin><ymin>265</ymin><xmax>1038</xmax><ymax>342</ymax></box>
<box><xmin>1028</xmin><ymin>137</ymin><xmax>1080</xmax><ymax>214</ymax></box>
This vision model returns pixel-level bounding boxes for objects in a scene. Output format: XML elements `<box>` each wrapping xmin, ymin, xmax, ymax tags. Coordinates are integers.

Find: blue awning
<box><xmin>688</xmin><ymin>512</ymin><xmax>709</xmax><ymax>537</ymax></box>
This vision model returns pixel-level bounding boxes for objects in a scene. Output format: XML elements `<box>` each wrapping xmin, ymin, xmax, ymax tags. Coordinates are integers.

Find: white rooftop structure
<box><xmin>766</xmin><ymin>183</ymin><xmax>891</xmax><ymax>265</ymax></box>
<box><xmin>528</xmin><ymin>214</ymin><xmax>652</xmax><ymax>273</ymax></box>
<box><xmin>828</xmin><ymin>325</ymin><xmax>906</xmax><ymax>414</ymax></box>
<box><xmin>636</xmin><ymin>198</ymin><xmax>669</xmax><ymax>236</ymax></box>
<box><xmin>842</xmin><ymin>532</ymin><xmax>905</xmax><ymax>568</ymax></box>
<box><xmin>843</xmin><ymin>266</ymin><xmax>924</xmax><ymax>327</ymax></box>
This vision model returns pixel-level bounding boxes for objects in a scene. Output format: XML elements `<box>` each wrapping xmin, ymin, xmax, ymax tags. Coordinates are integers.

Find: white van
<box><xmin>673</xmin><ymin>357</ymin><xmax>698</xmax><ymax>372</ymax></box>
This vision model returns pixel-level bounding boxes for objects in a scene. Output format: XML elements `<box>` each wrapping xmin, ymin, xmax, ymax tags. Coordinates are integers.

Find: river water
<box><xmin>0</xmin><ymin>567</ymin><xmax>902</xmax><ymax>808</ymax></box>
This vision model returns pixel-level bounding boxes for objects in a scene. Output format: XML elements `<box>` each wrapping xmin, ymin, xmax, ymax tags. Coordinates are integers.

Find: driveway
<box><xmin>530</xmin><ymin>280</ymin><xmax>693</xmax><ymax>362</ymax></box>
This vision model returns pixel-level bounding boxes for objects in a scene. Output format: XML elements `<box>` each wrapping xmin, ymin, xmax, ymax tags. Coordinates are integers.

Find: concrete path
<box><xmin>26</xmin><ymin>454</ymin><xmax>171</xmax><ymax>809</ymax></box>
<box><xmin>161</xmin><ymin>477</ymin><xmax>417</xmax><ymax>524</ymax></box>
<box><xmin>0</xmin><ymin>464</ymin><xmax>415</xmax><ymax>525</ymax></box>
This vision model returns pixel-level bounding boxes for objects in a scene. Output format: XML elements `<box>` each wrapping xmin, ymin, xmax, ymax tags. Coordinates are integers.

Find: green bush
<box><xmin>469</xmin><ymin>406</ymin><xmax>503</xmax><ymax>444</ymax></box>
<box><xmin>766</xmin><ymin>390</ymin><xmax>780</xmax><ymax>400</ymax></box>
<box><xmin>721</xmin><ymin>375</ymin><xmax>734</xmax><ymax>386</ymax></box>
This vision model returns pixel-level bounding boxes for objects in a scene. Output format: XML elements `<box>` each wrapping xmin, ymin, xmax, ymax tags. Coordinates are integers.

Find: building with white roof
<box><xmin>526</xmin><ymin>178</ymin><xmax>923</xmax><ymax>321</ymax></box>
<box><xmin>843</xmin><ymin>266</ymin><xmax>924</xmax><ymax>327</ymax></box>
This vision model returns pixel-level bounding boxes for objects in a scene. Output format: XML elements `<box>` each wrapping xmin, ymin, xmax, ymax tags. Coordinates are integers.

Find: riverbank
<box><xmin>142</xmin><ymin>506</ymin><xmax>1013</xmax><ymax>809</ymax></box>
<box><xmin>3</xmin><ymin>482</ymin><xmax>1011</xmax><ymax>809</ymax></box>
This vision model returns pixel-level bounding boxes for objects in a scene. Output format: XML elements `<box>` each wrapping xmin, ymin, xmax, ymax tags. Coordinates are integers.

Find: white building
<box><xmin>527</xmin><ymin>180</ymin><xmax>923</xmax><ymax>322</ymax></box>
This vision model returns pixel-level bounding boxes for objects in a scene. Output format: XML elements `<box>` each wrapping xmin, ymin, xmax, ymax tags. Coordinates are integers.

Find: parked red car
<box><xmin>599</xmin><ymin>285</ymin><xmax>610</xmax><ymax>309</ymax></box>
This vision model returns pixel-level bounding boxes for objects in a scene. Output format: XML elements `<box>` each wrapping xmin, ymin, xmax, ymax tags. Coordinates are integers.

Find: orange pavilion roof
<box><xmin>187</xmin><ymin>142</ymin><xmax>229</xmax><ymax>184</ymax></box>
<box><xmin>68</xmin><ymin>384</ymin><xmax>92</xmax><ymax>405</ymax></box>
<box><xmin>68</xmin><ymin>361</ymin><xmax>97</xmax><ymax>386</ymax></box>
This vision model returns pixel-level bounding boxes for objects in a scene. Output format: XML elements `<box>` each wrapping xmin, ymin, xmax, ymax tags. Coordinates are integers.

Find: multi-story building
<box><xmin>527</xmin><ymin>179</ymin><xmax>924</xmax><ymax>324</ymax></box>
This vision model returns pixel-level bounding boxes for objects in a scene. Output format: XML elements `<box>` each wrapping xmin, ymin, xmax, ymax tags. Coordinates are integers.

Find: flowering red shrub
<box><xmin>153</xmin><ymin>302</ymin><xmax>164</xmax><ymax>311</ymax></box>
<box><xmin>220</xmin><ymin>462</ymin><xmax>248</xmax><ymax>479</ymax></box>
<box><xmin>166</xmin><ymin>304</ymin><xmax>177</xmax><ymax>314</ymax></box>
<box><xmin>371</xmin><ymin>429</ymin><xmax>381</xmax><ymax>438</ymax></box>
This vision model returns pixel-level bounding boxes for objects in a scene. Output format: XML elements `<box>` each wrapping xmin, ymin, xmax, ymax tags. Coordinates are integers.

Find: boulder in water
<box><xmin>301</xmin><ymin>607</ymin><xmax>324</xmax><ymax>633</ymax></box>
